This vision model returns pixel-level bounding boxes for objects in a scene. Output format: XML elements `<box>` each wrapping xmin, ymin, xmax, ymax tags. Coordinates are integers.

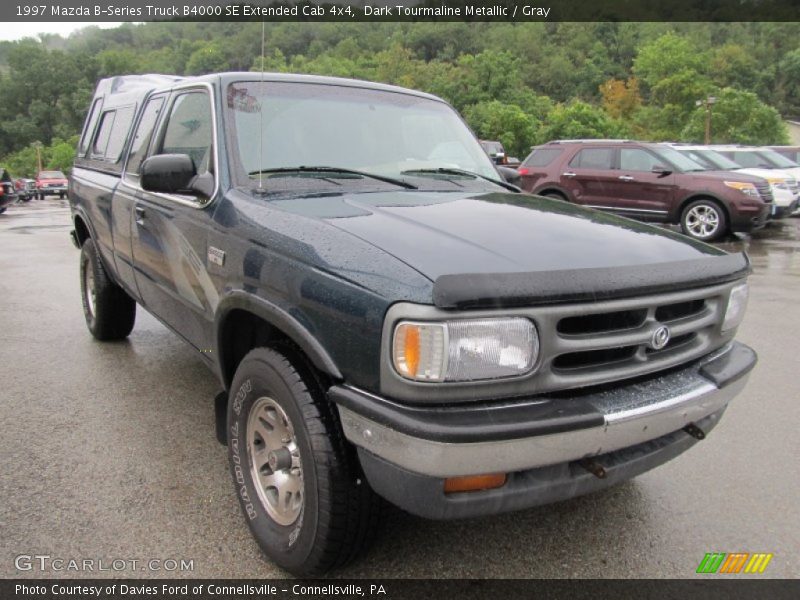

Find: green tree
<box><xmin>680</xmin><ymin>88</ymin><xmax>789</xmax><ymax>144</ymax></box>
<box><xmin>47</xmin><ymin>136</ymin><xmax>79</xmax><ymax>173</ymax></box>
<box><xmin>539</xmin><ymin>101</ymin><xmax>628</xmax><ymax>143</ymax></box>
<box><xmin>185</xmin><ymin>41</ymin><xmax>229</xmax><ymax>75</ymax></box>
<box><xmin>462</xmin><ymin>101</ymin><xmax>537</xmax><ymax>158</ymax></box>
<box><xmin>776</xmin><ymin>48</ymin><xmax>800</xmax><ymax>117</ymax></box>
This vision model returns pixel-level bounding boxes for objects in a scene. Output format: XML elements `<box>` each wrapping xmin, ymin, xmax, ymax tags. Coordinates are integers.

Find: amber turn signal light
<box><xmin>443</xmin><ymin>473</ymin><xmax>507</xmax><ymax>494</ymax></box>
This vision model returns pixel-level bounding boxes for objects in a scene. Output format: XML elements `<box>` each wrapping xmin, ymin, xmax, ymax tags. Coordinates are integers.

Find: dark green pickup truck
<box><xmin>69</xmin><ymin>72</ymin><xmax>756</xmax><ymax>575</ymax></box>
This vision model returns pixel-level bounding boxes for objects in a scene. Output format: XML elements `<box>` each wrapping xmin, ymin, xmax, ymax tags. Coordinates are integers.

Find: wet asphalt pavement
<box><xmin>1</xmin><ymin>199</ymin><xmax>798</xmax><ymax>579</ymax></box>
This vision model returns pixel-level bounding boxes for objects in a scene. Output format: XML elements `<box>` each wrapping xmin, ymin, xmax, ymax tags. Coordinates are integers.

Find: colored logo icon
<box><xmin>696</xmin><ymin>552</ymin><xmax>773</xmax><ymax>574</ymax></box>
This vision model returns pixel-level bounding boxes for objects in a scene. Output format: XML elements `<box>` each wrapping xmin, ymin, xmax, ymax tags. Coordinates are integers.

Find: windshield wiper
<box><xmin>401</xmin><ymin>167</ymin><xmax>519</xmax><ymax>192</ymax></box>
<box><xmin>249</xmin><ymin>166</ymin><xmax>417</xmax><ymax>190</ymax></box>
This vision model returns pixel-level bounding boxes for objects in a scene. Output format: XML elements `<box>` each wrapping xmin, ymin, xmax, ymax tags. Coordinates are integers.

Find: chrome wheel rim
<box><xmin>686</xmin><ymin>205</ymin><xmax>720</xmax><ymax>238</ymax></box>
<box><xmin>247</xmin><ymin>396</ymin><xmax>303</xmax><ymax>526</ymax></box>
<box><xmin>83</xmin><ymin>259</ymin><xmax>96</xmax><ymax>318</ymax></box>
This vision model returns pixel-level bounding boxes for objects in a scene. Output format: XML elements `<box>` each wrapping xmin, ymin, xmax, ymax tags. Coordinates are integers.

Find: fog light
<box><xmin>722</xmin><ymin>282</ymin><xmax>749</xmax><ymax>332</ymax></box>
<box><xmin>444</xmin><ymin>473</ymin><xmax>507</xmax><ymax>494</ymax></box>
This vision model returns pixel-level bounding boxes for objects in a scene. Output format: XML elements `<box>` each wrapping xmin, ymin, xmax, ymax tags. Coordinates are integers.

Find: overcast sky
<box><xmin>0</xmin><ymin>22</ymin><xmax>125</xmax><ymax>42</ymax></box>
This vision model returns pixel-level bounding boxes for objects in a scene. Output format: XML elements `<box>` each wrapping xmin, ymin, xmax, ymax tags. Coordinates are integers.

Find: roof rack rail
<box><xmin>545</xmin><ymin>139</ymin><xmax>635</xmax><ymax>144</ymax></box>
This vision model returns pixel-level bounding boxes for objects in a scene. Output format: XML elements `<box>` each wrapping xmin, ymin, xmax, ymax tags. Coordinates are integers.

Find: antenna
<box><xmin>259</xmin><ymin>20</ymin><xmax>265</xmax><ymax>190</ymax></box>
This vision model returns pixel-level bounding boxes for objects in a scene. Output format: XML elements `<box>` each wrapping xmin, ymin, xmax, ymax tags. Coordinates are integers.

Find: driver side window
<box><xmin>619</xmin><ymin>149</ymin><xmax>661</xmax><ymax>172</ymax></box>
<box><xmin>158</xmin><ymin>91</ymin><xmax>214</xmax><ymax>176</ymax></box>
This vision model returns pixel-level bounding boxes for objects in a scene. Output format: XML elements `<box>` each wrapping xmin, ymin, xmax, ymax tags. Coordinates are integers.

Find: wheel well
<box><xmin>73</xmin><ymin>216</ymin><xmax>90</xmax><ymax>246</ymax></box>
<box><xmin>536</xmin><ymin>188</ymin><xmax>567</xmax><ymax>200</ymax></box>
<box><xmin>679</xmin><ymin>195</ymin><xmax>729</xmax><ymax>222</ymax></box>
<box><xmin>219</xmin><ymin>309</ymin><xmax>330</xmax><ymax>393</ymax></box>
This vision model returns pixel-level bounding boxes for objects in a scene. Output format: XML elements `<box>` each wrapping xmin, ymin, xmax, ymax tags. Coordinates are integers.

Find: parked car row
<box><xmin>516</xmin><ymin>140</ymin><xmax>800</xmax><ymax>241</ymax></box>
<box><xmin>0</xmin><ymin>169</ymin><xmax>69</xmax><ymax>214</ymax></box>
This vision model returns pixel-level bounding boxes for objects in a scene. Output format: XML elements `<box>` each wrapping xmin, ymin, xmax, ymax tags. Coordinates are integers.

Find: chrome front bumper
<box><xmin>336</xmin><ymin>343</ymin><xmax>756</xmax><ymax>478</ymax></box>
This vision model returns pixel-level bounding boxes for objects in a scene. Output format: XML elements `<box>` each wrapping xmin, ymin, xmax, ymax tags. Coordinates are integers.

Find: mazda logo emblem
<box><xmin>650</xmin><ymin>325</ymin><xmax>671</xmax><ymax>350</ymax></box>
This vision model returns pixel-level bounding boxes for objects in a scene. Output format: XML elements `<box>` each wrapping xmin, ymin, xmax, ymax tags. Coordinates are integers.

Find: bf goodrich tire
<box><xmin>79</xmin><ymin>237</ymin><xmax>136</xmax><ymax>340</ymax></box>
<box><xmin>227</xmin><ymin>347</ymin><xmax>382</xmax><ymax>576</ymax></box>
<box><xmin>681</xmin><ymin>199</ymin><xmax>727</xmax><ymax>242</ymax></box>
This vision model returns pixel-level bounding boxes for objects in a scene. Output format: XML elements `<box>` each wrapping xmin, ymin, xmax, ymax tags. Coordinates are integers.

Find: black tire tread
<box><xmin>240</xmin><ymin>348</ymin><xmax>384</xmax><ymax>575</ymax></box>
<box><xmin>81</xmin><ymin>238</ymin><xmax>136</xmax><ymax>341</ymax></box>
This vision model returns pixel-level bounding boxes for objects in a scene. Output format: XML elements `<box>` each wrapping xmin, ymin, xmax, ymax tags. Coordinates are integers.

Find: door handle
<box><xmin>618</xmin><ymin>175</ymin><xmax>635</xmax><ymax>181</ymax></box>
<box><xmin>134</xmin><ymin>206</ymin><xmax>146</xmax><ymax>226</ymax></box>
<box><xmin>562</xmin><ymin>172</ymin><xmax>577</xmax><ymax>177</ymax></box>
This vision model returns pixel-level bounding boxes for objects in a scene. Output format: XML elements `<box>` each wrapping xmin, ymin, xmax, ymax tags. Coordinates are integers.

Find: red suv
<box><xmin>518</xmin><ymin>140</ymin><xmax>771</xmax><ymax>241</ymax></box>
<box><xmin>35</xmin><ymin>170</ymin><xmax>68</xmax><ymax>199</ymax></box>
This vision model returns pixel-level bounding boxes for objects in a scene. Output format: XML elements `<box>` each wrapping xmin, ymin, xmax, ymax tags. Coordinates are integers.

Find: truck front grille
<box><xmin>526</xmin><ymin>282</ymin><xmax>736</xmax><ymax>392</ymax></box>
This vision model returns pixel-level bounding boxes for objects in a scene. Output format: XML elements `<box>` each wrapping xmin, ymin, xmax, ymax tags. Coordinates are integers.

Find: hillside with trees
<box><xmin>0</xmin><ymin>21</ymin><xmax>798</xmax><ymax>175</ymax></box>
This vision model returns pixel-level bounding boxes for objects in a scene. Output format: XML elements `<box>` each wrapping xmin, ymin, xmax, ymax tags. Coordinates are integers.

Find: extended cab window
<box><xmin>619</xmin><ymin>148</ymin><xmax>661</xmax><ymax>172</ymax></box>
<box><xmin>90</xmin><ymin>106</ymin><xmax>134</xmax><ymax>163</ymax></box>
<box><xmin>159</xmin><ymin>91</ymin><xmax>213</xmax><ymax>175</ymax></box>
<box><xmin>569</xmin><ymin>148</ymin><xmax>614</xmax><ymax>169</ymax></box>
<box><xmin>126</xmin><ymin>96</ymin><xmax>165</xmax><ymax>175</ymax></box>
<box><xmin>92</xmin><ymin>111</ymin><xmax>115</xmax><ymax>158</ymax></box>
<box><xmin>78</xmin><ymin>99</ymin><xmax>103</xmax><ymax>157</ymax></box>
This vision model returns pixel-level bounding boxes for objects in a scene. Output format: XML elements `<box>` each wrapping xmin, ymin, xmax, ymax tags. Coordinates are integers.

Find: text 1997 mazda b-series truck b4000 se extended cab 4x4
<box><xmin>69</xmin><ymin>73</ymin><xmax>757</xmax><ymax>575</ymax></box>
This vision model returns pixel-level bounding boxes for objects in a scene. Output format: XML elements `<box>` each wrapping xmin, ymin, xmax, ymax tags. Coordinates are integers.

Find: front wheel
<box><xmin>80</xmin><ymin>237</ymin><xmax>136</xmax><ymax>340</ymax></box>
<box><xmin>227</xmin><ymin>348</ymin><xmax>382</xmax><ymax>575</ymax></box>
<box><xmin>680</xmin><ymin>199</ymin><xmax>727</xmax><ymax>242</ymax></box>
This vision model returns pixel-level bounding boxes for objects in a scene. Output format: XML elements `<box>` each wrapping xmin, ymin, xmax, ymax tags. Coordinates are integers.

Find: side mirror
<box><xmin>497</xmin><ymin>166</ymin><xmax>521</xmax><ymax>186</ymax></box>
<box><xmin>651</xmin><ymin>165</ymin><xmax>672</xmax><ymax>177</ymax></box>
<box><xmin>140</xmin><ymin>154</ymin><xmax>197</xmax><ymax>194</ymax></box>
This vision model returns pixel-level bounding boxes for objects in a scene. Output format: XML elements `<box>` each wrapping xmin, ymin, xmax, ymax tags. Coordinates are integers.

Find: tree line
<box><xmin>0</xmin><ymin>21</ymin><xmax>798</xmax><ymax>175</ymax></box>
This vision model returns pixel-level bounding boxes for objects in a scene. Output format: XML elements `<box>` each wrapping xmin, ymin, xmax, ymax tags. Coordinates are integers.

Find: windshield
<box><xmin>225</xmin><ymin>81</ymin><xmax>498</xmax><ymax>189</ymax></box>
<box><xmin>652</xmin><ymin>146</ymin><xmax>706</xmax><ymax>172</ymax></box>
<box><xmin>677</xmin><ymin>149</ymin><xmax>741</xmax><ymax>171</ymax></box>
<box><xmin>758</xmin><ymin>149</ymin><xmax>800</xmax><ymax>169</ymax></box>
<box><xmin>39</xmin><ymin>171</ymin><xmax>65</xmax><ymax>179</ymax></box>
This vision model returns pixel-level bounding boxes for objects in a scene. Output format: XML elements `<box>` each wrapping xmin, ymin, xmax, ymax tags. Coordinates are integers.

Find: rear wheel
<box><xmin>681</xmin><ymin>199</ymin><xmax>727</xmax><ymax>242</ymax></box>
<box><xmin>227</xmin><ymin>347</ymin><xmax>382</xmax><ymax>575</ymax></box>
<box><xmin>80</xmin><ymin>237</ymin><xmax>136</xmax><ymax>340</ymax></box>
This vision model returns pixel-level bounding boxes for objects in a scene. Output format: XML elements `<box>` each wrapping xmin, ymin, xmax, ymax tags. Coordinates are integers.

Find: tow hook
<box><xmin>683</xmin><ymin>423</ymin><xmax>706</xmax><ymax>440</ymax></box>
<box><xmin>578</xmin><ymin>457</ymin><xmax>607</xmax><ymax>479</ymax></box>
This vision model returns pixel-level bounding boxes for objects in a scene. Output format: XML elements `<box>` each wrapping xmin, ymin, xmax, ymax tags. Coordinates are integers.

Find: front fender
<box><xmin>214</xmin><ymin>290</ymin><xmax>343</xmax><ymax>389</ymax></box>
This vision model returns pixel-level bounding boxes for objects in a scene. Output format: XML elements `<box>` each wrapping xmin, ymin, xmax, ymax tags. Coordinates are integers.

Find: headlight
<box><xmin>722</xmin><ymin>282</ymin><xmax>749</xmax><ymax>332</ymax></box>
<box><xmin>392</xmin><ymin>318</ymin><xmax>538</xmax><ymax>382</ymax></box>
<box><xmin>724</xmin><ymin>181</ymin><xmax>759</xmax><ymax>198</ymax></box>
<box><xmin>766</xmin><ymin>177</ymin><xmax>789</xmax><ymax>190</ymax></box>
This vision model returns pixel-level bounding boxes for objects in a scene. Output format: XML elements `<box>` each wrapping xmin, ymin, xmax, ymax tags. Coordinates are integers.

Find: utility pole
<box><xmin>34</xmin><ymin>141</ymin><xmax>43</xmax><ymax>174</ymax></box>
<box><xmin>696</xmin><ymin>96</ymin><xmax>717</xmax><ymax>144</ymax></box>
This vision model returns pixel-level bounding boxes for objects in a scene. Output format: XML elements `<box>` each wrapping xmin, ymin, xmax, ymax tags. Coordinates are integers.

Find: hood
<box><xmin>269</xmin><ymin>190</ymin><xmax>748</xmax><ymax>307</ymax></box>
<box><xmin>689</xmin><ymin>169</ymin><xmax>764</xmax><ymax>184</ymax></box>
<box><xmin>735</xmin><ymin>167</ymin><xmax>794</xmax><ymax>182</ymax></box>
